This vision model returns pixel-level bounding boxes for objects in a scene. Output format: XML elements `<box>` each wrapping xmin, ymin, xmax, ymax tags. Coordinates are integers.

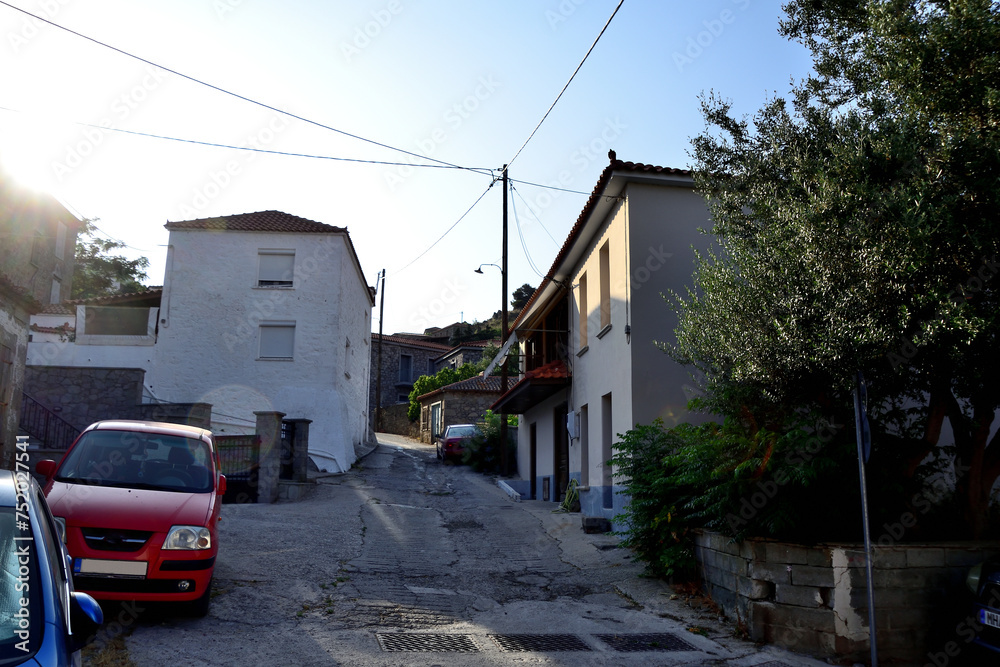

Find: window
<box><xmin>599</xmin><ymin>241</ymin><xmax>611</xmax><ymax>330</ymax></box>
<box><xmin>259</xmin><ymin>323</ymin><xmax>295</xmax><ymax>359</ymax></box>
<box><xmin>0</xmin><ymin>343</ymin><xmax>12</xmax><ymax>409</ymax></box>
<box><xmin>399</xmin><ymin>354</ymin><xmax>413</xmax><ymax>382</ymax></box>
<box><xmin>49</xmin><ymin>278</ymin><xmax>61</xmax><ymax>305</ymax></box>
<box><xmin>578</xmin><ymin>272</ymin><xmax>588</xmax><ymax>350</ymax></box>
<box><xmin>54</xmin><ymin>222</ymin><xmax>67</xmax><ymax>259</ymax></box>
<box><xmin>30</xmin><ymin>230</ymin><xmax>46</xmax><ymax>266</ymax></box>
<box><xmin>257</xmin><ymin>250</ymin><xmax>295</xmax><ymax>287</ymax></box>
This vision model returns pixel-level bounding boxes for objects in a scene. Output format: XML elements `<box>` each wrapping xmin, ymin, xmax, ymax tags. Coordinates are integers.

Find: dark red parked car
<box><xmin>435</xmin><ymin>424</ymin><xmax>481</xmax><ymax>462</ymax></box>
<box><xmin>36</xmin><ymin>420</ymin><xmax>226</xmax><ymax>616</ymax></box>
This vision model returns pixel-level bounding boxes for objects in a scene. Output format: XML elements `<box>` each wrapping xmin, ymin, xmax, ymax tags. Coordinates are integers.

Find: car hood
<box><xmin>46</xmin><ymin>481</ymin><xmax>213</xmax><ymax>530</ymax></box>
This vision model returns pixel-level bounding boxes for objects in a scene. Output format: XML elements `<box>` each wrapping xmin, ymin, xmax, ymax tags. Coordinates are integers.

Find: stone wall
<box><xmin>376</xmin><ymin>403</ymin><xmax>418</xmax><ymax>439</ymax></box>
<box><xmin>23</xmin><ymin>365</ymin><xmax>146</xmax><ymax>430</ymax></box>
<box><xmin>694</xmin><ymin>530</ymin><xmax>1000</xmax><ymax>663</ymax></box>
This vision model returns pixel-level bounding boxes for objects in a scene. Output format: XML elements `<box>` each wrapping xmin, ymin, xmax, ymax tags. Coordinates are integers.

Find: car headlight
<box><xmin>53</xmin><ymin>516</ymin><xmax>67</xmax><ymax>543</ymax></box>
<box><xmin>163</xmin><ymin>525</ymin><xmax>211</xmax><ymax>550</ymax></box>
<box><xmin>968</xmin><ymin>563</ymin><xmax>983</xmax><ymax>595</ymax></box>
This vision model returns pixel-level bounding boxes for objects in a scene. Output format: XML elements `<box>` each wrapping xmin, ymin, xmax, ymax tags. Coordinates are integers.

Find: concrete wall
<box><xmin>152</xmin><ymin>229</ymin><xmax>372</xmax><ymax>473</ymax></box>
<box><xmin>626</xmin><ymin>183</ymin><xmax>713</xmax><ymax>428</ymax></box>
<box><xmin>695</xmin><ymin>530</ymin><xmax>1000</xmax><ymax>663</ymax></box>
<box><xmin>27</xmin><ymin>309</ymin><xmax>158</xmax><ymax>371</ymax></box>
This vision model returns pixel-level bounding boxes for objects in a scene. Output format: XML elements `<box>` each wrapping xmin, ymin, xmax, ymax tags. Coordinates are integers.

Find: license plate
<box><xmin>980</xmin><ymin>608</ymin><xmax>1000</xmax><ymax>629</ymax></box>
<box><xmin>74</xmin><ymin>558</ymin><xmax>147</xmax><ymax>578</ymax></box>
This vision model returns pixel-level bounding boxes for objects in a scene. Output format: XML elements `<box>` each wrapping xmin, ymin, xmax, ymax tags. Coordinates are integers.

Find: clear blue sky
<box><xmin>0</xmin><ymin>0</ymin><xmax>814</xmax><ymax>335</ymax></box>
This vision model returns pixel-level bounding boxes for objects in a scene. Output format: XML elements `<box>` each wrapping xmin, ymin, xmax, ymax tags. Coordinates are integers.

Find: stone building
<box><xmin>0</xmin><ymin>170</ymin><xmax>81</xmax><ymax>467</ymax></box>
<box><xmin>416</xmin><ymin>374</ymin><xmax>502</xmax><ymax>443</ymax></box>
<box><xmin>369</xmin><ymin>334</ymin><xmax>450</xmax><ymax>428</ymax></box>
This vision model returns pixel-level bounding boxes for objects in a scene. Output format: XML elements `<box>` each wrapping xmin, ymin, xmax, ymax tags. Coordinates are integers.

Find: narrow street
<box><xmin>112</xmin><ymin>434</ymin><xmax>829</xmax><ymax>666</ymax></box>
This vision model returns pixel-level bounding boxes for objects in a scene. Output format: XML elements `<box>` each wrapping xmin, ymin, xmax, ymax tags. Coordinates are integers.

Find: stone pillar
<box><xmin>284</xmin><ymin>418</ymin><xmax>312</xmax><ymax>482</ymax></box>
<box><xmin>254</xmin><ymin>411</ymin><xmax>285</xmax><ymax>503</ymax></box>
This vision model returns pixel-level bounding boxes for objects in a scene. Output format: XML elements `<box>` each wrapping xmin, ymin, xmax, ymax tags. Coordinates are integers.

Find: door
<box><xmin>430</xmin><ymin>402</ymin><xmax>443</xmax><ymax>440</ymax></box>
<box><xmin>553</xmin><ymin>403</ymin><xmax>569</xmax><ymax>502</ymax></box>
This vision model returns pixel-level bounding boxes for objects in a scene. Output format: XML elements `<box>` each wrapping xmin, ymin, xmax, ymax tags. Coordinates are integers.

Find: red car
<box><xmin>36</xmin><ymin>420</ymin><xmax>226</xmax><ymax>616</ymax></box>
<box><xmin>435</xmin><ymin>424</ymin><xmax>481</xmax><ymax>462</ymax></box>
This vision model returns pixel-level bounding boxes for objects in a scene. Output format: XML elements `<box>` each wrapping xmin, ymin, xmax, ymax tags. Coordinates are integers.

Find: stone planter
<box><xmin>694</xmin><ymin>530</ymin><xmax>1000</xmax><ymax>663</ymax></box>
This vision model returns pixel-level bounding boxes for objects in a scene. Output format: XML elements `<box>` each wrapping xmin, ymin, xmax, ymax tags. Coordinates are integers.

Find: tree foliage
<box><xmin>511</xmin><ymin>283</ymin><xmax>535</xmax><ymax>312</ymax></box>
<box><xmin>406</xmin><ymin>345</ymin><xmax>500</xmax><ymax>422</ymax></box>
<box><xmin>671</xmin><ymin>0</ymin><xmax>1000</xmax><ymax>537</ymax></box>
<box><xmin>72</xmin><ymin>219</ymin><xmax>150</xmax><ymax>300</ymax></box>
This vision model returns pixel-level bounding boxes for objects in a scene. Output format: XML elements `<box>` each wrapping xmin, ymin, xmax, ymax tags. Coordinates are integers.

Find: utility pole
<box><xmin>375</xmin><ymin>269</ymin><xmax>385</xmax><ymax>433</ymax></box>
<box><xmin>500</xmin><ymin>166</ymin><xmax>510</xmax><ymax>476</ymax></box>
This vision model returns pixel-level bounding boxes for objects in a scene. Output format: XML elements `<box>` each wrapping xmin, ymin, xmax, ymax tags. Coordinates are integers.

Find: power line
<box><xmin>509</xmin><ymin>182</ymin><xmax>546</xmax><ymax>279</ymax></box>
<box><xmin>509</xmin><ymin>178</ymin><xmax>592</xmax><ymax>196</ymax></box>
<box><xmin>0</xmin><ymin>0</ymin><xmax>484</xmax><ymax>176</ymax></box>
<box><xmin>392</xmin><ymin>179</ymin><xmax>499</xmax><ymax>275</ymax></box>
<box><xmin>505</xmin><ymin>0</ymin><xmax>624</xmax><ymax>169</ymax></box>
<box><xmin>510</xmin><ymin>182</ymin><xmax>560</xmax><ymax>247</ymax></box>
<box><xmin>0</xmin><ymin>106</ymin><xmax>495</xmax><ymax>175</ymax></box>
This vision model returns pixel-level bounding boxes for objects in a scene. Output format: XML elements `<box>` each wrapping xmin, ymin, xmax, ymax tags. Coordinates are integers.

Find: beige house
<box><xmin>493</xmin><ymin>152</ymin><xmax>712</xmax><ymax>519</ymax></box>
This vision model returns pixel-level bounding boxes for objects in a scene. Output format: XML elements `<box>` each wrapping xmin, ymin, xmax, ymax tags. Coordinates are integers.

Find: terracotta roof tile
<box><xmin>65</xmin><ymin>287</ymin><xmax>163</xmax><ymax>306</ymax></box>
<box><xmin>524</xmin><ymin>359</ymin><xmax>570</xmax><ymax>380</ymax></box>
<box><xmin>38</xmin><ymin>303</ymin><xmax>75</xmax><ymax>315</ymax></box>
<box><xmin>371</xmin><ymin>333</ymin><xmax>453</xmax><ymax>352</ymax></box>
<box><xmin>417</xmin><ymin>374</ymin><xmax>503</xmax><ymax>401</ymax></box>
<box><xmin>165</xmin><ymin>210</ymin><xmax>345</xmax><ymax>234</ymax></box>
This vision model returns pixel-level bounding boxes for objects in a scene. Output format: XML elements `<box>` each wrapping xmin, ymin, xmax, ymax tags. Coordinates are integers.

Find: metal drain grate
<box><xmin>754</xmin><ymin>662</ymin><xmax>792</xmax><ymax>667</ymax></box>
<box><xmin>490</xmin><ymin>634</ymin><xmax>592</xmax><ymax>652</ymax></box>
<box><xmin>595</xmin><ymin>632</ymin><xmax>697</xmax><ymax>652</ymax></box>
<box><xmin>376</xmin><ymin>633</ymin><xmax>480</xmax><ymax>652</ymax></box>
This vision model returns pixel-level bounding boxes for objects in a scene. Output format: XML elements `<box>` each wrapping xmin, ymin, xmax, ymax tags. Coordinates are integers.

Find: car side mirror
<box><xmin>36</xmin><ymin>459</ymin><xmax>57</xmax><ymax>478</ymax></box>
<box><xmin>68</xmin><ymin>591</ymin><xmax>103</xmax><ymax>651</ymax></box>
<box><xmin>218</xmin><ymin>474</ymin><xmax>227</xmax><ymax>495</ymax></box>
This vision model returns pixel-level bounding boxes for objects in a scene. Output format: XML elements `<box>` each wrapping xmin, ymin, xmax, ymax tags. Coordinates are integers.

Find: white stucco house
<box><xmin>28</xmin><ymin>210</ymin><xmax>375</xmax><ymax>472</ymax></box>
<box><xmin>492</xmin><ymin>152</ymin><xmax>712</xmax><ymax>521</ymax></box>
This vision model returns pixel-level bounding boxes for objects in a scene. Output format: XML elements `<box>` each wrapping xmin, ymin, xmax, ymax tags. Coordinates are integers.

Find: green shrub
<box><xmin>462</xmin><ymin>410</ymin><xmax>516</xmax><ymax>473</ymax></box>
<box><xmin>611</xmin><ymin>413</ymin><xmax>850</xmax><ymax>579</ymax></box>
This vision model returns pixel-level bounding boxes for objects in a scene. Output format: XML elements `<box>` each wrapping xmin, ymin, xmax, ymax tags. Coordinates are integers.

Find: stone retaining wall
<box><xmin>695</xmin><ymin>530</ymin><xmax>1000</xmax><ymax>663</ymax></box>
<box><xmin>376</xmin><ymin>403</ymin><xmax>418</xmax><ymax>439</ymax></box>
<box><xmin>24</xmin><ymin>365</ymin><xmax>145</xmax><ymax>430</ymax></box>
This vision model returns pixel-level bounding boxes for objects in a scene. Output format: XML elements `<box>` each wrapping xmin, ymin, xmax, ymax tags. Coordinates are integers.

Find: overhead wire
<box><xmin>0</xmin><ymin>106</ymin><xmax>495</xmax><ymax>174</ymax></box>
<box><xmin>509</xmin><ymin>182</ymin><xmax>560</xmax><ymax>247</ymax></box>
<box><xmin>505</xmin><ymin>0</ymin><xmax>624</xmax><ymax>170</ymax></box>
<box><xmin>391</xmin><ymin>178</ymin><xmax>499</xmax><ymax>275</ymax></box>
<box><xmin>509</xmin><ymin>181</ymin><xmax>547</xmax><ymax>279</ymax></box>
<box><xmin>0</xmin><ymin>0</ymin><xmax>487</xmax><ymax>176</ymax></box>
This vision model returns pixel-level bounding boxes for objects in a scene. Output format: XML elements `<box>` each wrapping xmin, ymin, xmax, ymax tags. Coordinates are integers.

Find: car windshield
<box><xmin>56</xmin><ymin>430</ymin><xmax>214</xmax><ymax>493</ymax></box>
<box><xmin>0</xmin><ymin>507</ymin><xmax>41</xmax><ymax>661</ymax></box>
<box><xmin>447</xmin><ymin>425</ymin><xmax>479</xmax><ymax>438</ymax></box>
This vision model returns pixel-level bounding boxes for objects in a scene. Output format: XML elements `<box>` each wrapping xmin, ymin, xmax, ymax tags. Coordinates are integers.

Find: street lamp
<box><xmin>474</xmin><ymin>263</ymin><xmax>501</xmax><ymax>275</ymax></box>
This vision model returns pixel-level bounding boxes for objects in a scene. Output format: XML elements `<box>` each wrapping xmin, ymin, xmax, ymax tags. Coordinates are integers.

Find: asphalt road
<box><xmin>101</xmin><ymin>433</ymin><xmax>831</xmax><ymax>666</ymax></box>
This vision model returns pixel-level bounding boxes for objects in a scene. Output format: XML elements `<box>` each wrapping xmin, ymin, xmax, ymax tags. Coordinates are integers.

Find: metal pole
<box><xmin>854</xmin><ymin>374</ymin><xmax>878</xmax><ymax>667</ymax></box>
<box><xmin>500</xmin><ymin>166</ymin><xmax>510</xmax><ymax>476</ymax></box>
<box><xmin>375</xmin><ymin>269</ymin><xmax>385</xmax><ymax>433</ymax></box>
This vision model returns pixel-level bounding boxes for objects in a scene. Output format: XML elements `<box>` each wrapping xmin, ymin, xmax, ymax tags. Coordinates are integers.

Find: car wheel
<box><xmin>186</xmin><ymin>579</ymin><xmax>212</xmax><ymax>617</ymax></box>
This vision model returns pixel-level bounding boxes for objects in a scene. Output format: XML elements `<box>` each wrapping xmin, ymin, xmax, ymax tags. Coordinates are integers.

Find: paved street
<box><xmin>111</xmin><ymin>434</ymin><xmax>830</xmax><ymax>666</ymax></box>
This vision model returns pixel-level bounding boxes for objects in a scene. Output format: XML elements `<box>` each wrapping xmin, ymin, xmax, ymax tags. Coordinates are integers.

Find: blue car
<box><xmin>1</xmin><ymin>467</ymin><xmax>103</xmax><ymax>665</ymax></box>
